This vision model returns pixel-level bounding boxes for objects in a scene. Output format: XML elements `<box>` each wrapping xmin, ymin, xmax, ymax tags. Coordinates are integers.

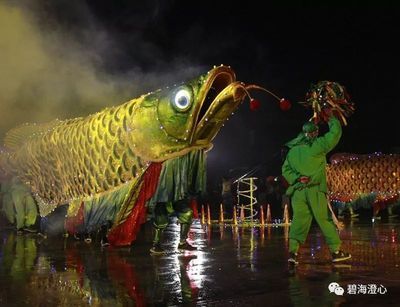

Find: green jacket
<box><xmin>282</xmin><ymin>117</ymin><xmax>342</xmax><ymax>196</ymax></box>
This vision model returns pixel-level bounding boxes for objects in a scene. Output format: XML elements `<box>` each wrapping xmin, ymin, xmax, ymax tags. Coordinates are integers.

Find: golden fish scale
<box><xmin>327</xmin><ymin>155</ymin><xmax>400</xmax><ymax>202</ymax></box>
<box><xmin>13</xmin><ymin>99</ymin><xmax>148</xmax><ymax>206</ymax></box>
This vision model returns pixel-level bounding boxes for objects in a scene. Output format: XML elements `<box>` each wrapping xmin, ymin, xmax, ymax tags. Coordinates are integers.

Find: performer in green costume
<box><xmin>10</xmin><ymin>178</ymin><xmax>38</xmax><ymax>233</ymax></box>
<box><xmin>1</xmin><ymin>178</ymin><xmax>38</xmax><ymax>233</ymax></box>
<box><xmin>282</xmin><ymin>115</ymin><xmax>351</xmax><ymax>265</ymax></box>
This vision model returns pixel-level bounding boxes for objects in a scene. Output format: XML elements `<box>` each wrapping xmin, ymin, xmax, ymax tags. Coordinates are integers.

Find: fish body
<box><xmin>1</xmin><ymin>66</ymin><xmax>253</xmax><ymax>235</ymax></box>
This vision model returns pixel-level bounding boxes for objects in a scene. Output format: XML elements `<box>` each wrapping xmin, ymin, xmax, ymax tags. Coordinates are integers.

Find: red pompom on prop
<box><xmin>279</xmin><ymin>98</ymin><xmax>291</xmax><ymax>111</ymax></box>
<box><xmin>249</xmin><ymin>98</ymin><xmax>261</xmax><ymax>111</ymax></box>
<box><xmin>242</xmin><ymin>84</ymin><xmax>289</xmax><ymax>112</ymax></box>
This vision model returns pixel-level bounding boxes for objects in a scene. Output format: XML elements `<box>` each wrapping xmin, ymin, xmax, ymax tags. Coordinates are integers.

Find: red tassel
<box><xmin>108</xmin><ymin>163</ymin><xmax>162</xmax><ymax>246</ymax></box>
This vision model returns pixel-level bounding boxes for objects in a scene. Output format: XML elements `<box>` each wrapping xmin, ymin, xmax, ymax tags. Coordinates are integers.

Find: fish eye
<box><xmin>173</xmin><ymin>88</ymin><xmax>192</xmax><ymax>112</ymax></box>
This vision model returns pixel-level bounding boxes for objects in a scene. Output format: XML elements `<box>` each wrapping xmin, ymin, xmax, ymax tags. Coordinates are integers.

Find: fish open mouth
<box><xmin>191</xmin><ymin>66</ymin><xmax>250</xmax><ymax>145</ymax></box>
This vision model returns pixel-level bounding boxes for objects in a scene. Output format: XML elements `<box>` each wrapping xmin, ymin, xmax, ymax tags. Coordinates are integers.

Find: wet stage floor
<box><xmin>1</xmin><ymin>218</ymin><xmax>400</xmax><ymax>306</ymax></box>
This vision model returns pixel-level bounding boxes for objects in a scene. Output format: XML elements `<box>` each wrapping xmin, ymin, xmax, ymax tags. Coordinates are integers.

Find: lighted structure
<box><xmin>236</xmin><ymin>177</ymin><xmax>258</xmax><ymax>223</ymax></box>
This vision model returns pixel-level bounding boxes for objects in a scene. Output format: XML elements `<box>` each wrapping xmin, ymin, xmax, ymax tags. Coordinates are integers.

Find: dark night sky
<box><xmin>4</xmin><ymin>1</ymin><xmax>400</xmax><ymax>182</ymax></box>
<box><xmin>89</xmin><ymin>3</ymin><xmax>399</xmax><ymax>177</ymax></box>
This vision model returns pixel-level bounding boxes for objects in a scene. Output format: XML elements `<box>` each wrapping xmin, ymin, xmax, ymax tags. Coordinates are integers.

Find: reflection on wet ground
<box><xmin>1</xmin><ymin>218</ymin><xmax>400</xmax><ymax>306</ymax></box>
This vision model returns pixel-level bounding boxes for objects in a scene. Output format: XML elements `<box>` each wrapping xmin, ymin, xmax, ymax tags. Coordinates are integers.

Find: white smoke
<box><xmin>0</xmin><ymin>1</ymin><xmax>204</xmax><ymax>139</ymax></box>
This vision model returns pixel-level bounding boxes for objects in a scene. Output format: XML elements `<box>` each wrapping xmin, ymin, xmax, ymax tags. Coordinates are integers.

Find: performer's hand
<box><xmin>298</xmin><ymin>176</ymin><xmax>310</xmax><ymax>184</ymax></box>
<box><xmin>325</xmin><ymin>107</ymin><xmax>338</xmax><ymax>119</ymax></box>
<box><xmin>324</xmin><ymin>108</ymin><xmax>333</xmax><ymax>117</ymax></box>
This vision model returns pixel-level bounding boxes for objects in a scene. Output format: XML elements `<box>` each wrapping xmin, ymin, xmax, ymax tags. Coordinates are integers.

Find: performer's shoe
<box><xmin>288</xmin><ymin>252</ymin><xmax>299</xmax><ymax>265</ymax></box>
<box><xmin>17</xmin><ymin>228</ymin><xmax>24</xmax><ymax>235</ymax></box>
<box><xmin>100</xmin><ymin>238</ymin><xmax>110</xmax><ymax>247</ymax></box>
<box><xmin>37</xmin><ymin>232</ymin><xmax>47</xmax><ymax>239</ymax></box>
<box><xmin>23</xmin><ymin>226</ymin><xmax>37</xmax><ymax>233</ymax></box>
<box><xmin>178</xmin><ymin>241</ymin><xmax>197</xmax><ymax>251</ymax></box>
<box><xmin>150</xmin><ymin>244</ymin><xmax>166</xmax><ymax>255</ymax></box>
<box><xmin>389</xmin><ymin>214</ymin><xmax>398</xmax><ymax>218</ymax></box>
<box><xmin>84</xmin><ymin>234</ymin><xmax>92</xmax><ymax>244</ymax></box>
<box><xmin>332</xmin><ymin>250</ymin><xmax>351</xmax><ymax>263</ymax></box>
<box><xmin>350</xmin><ymin>213</ymin><xmax>359</xmax><ymax>218</ymax></box>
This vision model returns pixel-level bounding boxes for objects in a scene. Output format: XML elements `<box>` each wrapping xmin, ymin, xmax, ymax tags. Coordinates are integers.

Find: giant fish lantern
<box><xmin>0</xmin><ymin>65</ymin><xmax>269</xmax><ymax>245</ymax></box>
<box><xmin>327</xmin><ymin>153</ymin><xmax>400</xmax><ymax>211</ymax></box>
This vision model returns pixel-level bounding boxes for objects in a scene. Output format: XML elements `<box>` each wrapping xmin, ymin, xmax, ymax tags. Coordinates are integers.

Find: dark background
<box><xmin>4</xmin><ymin>1</ymin><xmax>400</xmax><ymax>200</ymax></box>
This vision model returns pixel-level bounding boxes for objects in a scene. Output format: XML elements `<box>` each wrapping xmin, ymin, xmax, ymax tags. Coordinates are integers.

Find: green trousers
<box><xmin>11</xmin><ymin>190</ymin><xmax>37</xmax><ymax>229</ymax></box>
<box><xmin>289</xmin><ymin>186</ymin><xmax>341</xmax><ymax>253</ymax></box>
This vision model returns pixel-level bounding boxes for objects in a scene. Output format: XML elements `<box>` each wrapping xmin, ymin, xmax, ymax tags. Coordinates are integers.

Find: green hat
<box><xmin>302</xmin><ymin>121</ymin><xmax>318</xmax><ymax>133</ymax></box>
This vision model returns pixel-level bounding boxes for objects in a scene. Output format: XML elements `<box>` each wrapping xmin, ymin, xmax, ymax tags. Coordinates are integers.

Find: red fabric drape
<box><xmin>190</xmin><ymin>198</ymin><xmax>199</xmax><ymax>219</ymax></box>
<box><xmin>65</xmin><ymin>202</ymin><xmax>85</xmax><ymax>234</ymax></box>
<box><xmin>108</xmin><ymin>162</ymin><xmax>162</xmax><ymax>246</ymax></box>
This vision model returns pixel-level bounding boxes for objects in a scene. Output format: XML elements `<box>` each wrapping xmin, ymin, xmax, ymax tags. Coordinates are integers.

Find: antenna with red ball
<box><xmin>242</xmin><ymin>84</ymin><xmax>291</xmax><ymax>112</ymax></box>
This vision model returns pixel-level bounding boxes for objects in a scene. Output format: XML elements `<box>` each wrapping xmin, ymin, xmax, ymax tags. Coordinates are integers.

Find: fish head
<box><xmin>131</xmin><ymin>65</ymin><xmax>255</xmax><ymax>161</ymax></box>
